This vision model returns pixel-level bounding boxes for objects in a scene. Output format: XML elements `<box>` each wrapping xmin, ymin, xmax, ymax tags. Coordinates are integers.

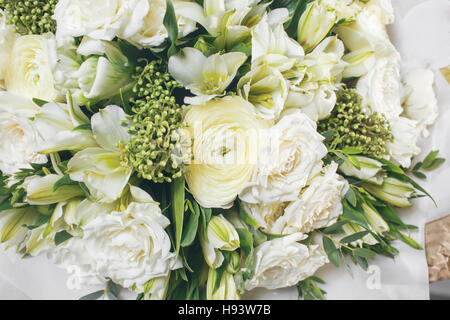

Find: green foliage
<box><xmin>297</xmin><ymin>276</ymin><xmax>327</xmax><ymax>300</ymax></box>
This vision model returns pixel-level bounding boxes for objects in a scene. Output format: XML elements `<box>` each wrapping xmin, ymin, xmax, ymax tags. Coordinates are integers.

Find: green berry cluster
<box><xmin>0</xmin><ymin>0</ymin><xmax>57</xmax><ymax>35</ymax></box>
<box><xmin>318</xmin><ymin>88</ymin><xmax>393</xmax><ymax>157</ymax></box>
<box><xmin>124</xmin><ymin>59</ymin><xmax>190</xmax><ymax>184</ymax></box>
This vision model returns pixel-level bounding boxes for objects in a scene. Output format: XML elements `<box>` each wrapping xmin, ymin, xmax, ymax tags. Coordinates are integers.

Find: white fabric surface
<box><xmin>0</xmin><ymin>0</ymin><xmax>449</xmax><ymax>300</ymax></box>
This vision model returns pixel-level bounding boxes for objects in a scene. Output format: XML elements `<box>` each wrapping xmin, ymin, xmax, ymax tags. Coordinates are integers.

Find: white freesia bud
<box><xmin>51</xmin><ymin>201</ymin><xmax>181</xmax><ymax>292</ymax></box>
<box><xmin>185</xmin><ymin>96</ymin><xmax>270</xmax><ymax>209</ymax></box>
<box><xmin>386</xmin><ymin>117</ymin><xmax>421</xmax><ymax>168</ymax></box>
<box><xmin>245</xmin><ymin>233</ymin><xmax>328</xmax><ymax>290</ymax></box>
<box><xmin>169</xmin><ymin>47</ymin><xmax>247</xmax><ymax>105</ymax></box>
<box><xmin>34</xmin><ymin>101</ymin><xmax>97</xmax><ymax>154</ymax></box>
<box><xmin>297</xmin><ymin>2</ymin><xmax>337</xmax><ymax>53</ymax></box>
<box><xmin>207</xmin><ymin>269</ymin><xmax>240</xmax><ymax>300</ymax></box>
<box><xmin>339</xmin><ymin>156</ymin><xmax>384</xmax><ymax>184</ymax></box>
<box><xmin>0</xmin><ymin>207</ymin><xmax>39</xmax><ymax>250</ymax></box>
<box><xmin>356</xmin><ymin>58</ymin><xmax>403</xmax><ymax>121</ymax></box>
<box><xmin>270</xmin><ymin>163</ymin><xmax>348</xmax><ymax>235</ymax></box>
<box><xmin>240</xmin><ymin>110</ymin><xmax>327</xmax><ymax>204</ymax></box>
<box><xmin>0</xmin><ymin>10</ymin><xmax>17</xmax><ymax>84</ymax></box>
<box><xmin>402</xmin><ymin>68</ymin><xmax>438</xmax><ymax>138</ymax></box>
<box><xmin>0</xmin><ymin>93</ymin><xmax>47</xmax><ymax>175</ymax></box>
<box><xmin>23</xmin><ymin>174</ymin><xmax>84</xmax><ymax>205</ymax></box>
<box><xmin>5</xmin><ymin>34</ymin><xmax>57</xmax><ymax>101</ymax></box>
<box><xmin>67</xmin><ymin>106</ymin><xmax>132</xmax><ymax>203</ymax></box>
<box><xmin>237</xmin><ymin>64</ymin><xmax>288</xmax><ymax>120</ymax></box>
<box><xmin>363</xmin><ymin>177</ymin><xmax>415</xmax><ymax>208</ymax></box>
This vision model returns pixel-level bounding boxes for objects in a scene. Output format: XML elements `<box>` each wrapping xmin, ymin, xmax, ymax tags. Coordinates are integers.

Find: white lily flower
<box><xmin>34</xmin><ymin>100</ymin><xmax>97</xmax><ymax>154</ymax></box>
<box><xmin>363</xmin><ymin>177</ymin><xmax>415</xmax><ymax>208</ymax></box>
<box><xmin>251</xmin><ymin>9</ymin><xmax>304</xmax><ymax>72</ymax></box>
<box><xmin>207</xmin><ymin>269</ymin><xmax>240</xmax><ymax>300</ymax></box>
<box><xmin>67</xmin><ymin>106</ymin><xmax>132</xmax><ymax>203</ymax></box>
<box><xmin>0</xmin><ymin>207</ymin><xmax>39</xmax><ymax>250</ymax></box>
<box><xmin>297</xmin><ymin>1</ymin><xmax>337</xmax><ymax>53</ymax></box>
<box><xmin>237</xmin><ymin>64</ymin><xmax>288</xmax><ymax>120</ymax></box>
<box><xmin>342</xmin><ymin>49</ymin><xmax>376</xmax><ymax>78</ymax></box>
<box><xmin>169</xmin><ymin>47</ymin><xmax>247</xmax><ymax>105</ymax></box>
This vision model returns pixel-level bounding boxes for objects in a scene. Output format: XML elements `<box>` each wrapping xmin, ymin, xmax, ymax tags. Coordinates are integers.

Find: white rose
<box><xmin>0</xmin><ymin>10</ymin><xmax>17</xmax><ymax>84</ymax></box>
<box><xmin>185</xmin><ymin>96</ymin><xmax>270</xmax><ymax>209</ymax></box>
<box><xmin>54</xmin><ymin>0</ymin><xmax>149</xmax><ymax>41</ymax></box>
<box><xmin>4</xmin><ymin>34</ymin><xmax>57</xmax><ymax>101</ymax></box>
<box><xmin>51</xmin><ymin>201</ymin><xmax>180</xmax><ymax>291</ymax></box>
<box><xmin>240</xmin><ymin>110</ymin><xmax>327</xmax><ymax>204</ymax></box>
<box><xmin>387</xmin><ymin>116</ymin><xmax>421</xmax><ymax>168</ymax></box>
<box><xmin>270</xmin><ymin>163</ymin><xmax>347</xmax><ymax>235</ymax></box>
<box><xmin>356</xmin><ymin>58</ymin><xmax>403</xmax><ymax>121</ymax></box>
<box><xmin>0</xmin><ymin>92</ymin><xmax>47</xmax><ymax>175</ymax></box>
<box><xmin>245</xmin><ymin>233</ymin><xmax>328</xmax><ymax>290</ymax></box>
<box><xmin>402</xmin><ymin>68</ymin><xmax>438</xmax><ymax>137</ymax></box>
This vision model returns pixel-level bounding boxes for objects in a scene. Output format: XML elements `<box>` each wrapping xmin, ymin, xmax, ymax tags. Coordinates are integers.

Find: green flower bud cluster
<box><xmin>318</xmin><ymin>88</ymin><xmax>393</xmax><ymax>157</ymax></box>
<box><xmin>0</xmin><ymin>0</ymin><xmax>57</xmax><ymax>35</ymax></box>
<box><xmin>124</xmin><ymin>59</ymin><xmax>189</xmax><ymax>184</ymax></box>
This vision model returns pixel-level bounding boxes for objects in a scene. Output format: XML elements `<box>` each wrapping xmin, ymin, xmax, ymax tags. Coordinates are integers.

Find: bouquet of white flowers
<box><xmin>0</xmin><ymin>0</ymin><xmax>445</xmax><ymax>300</ymax></box>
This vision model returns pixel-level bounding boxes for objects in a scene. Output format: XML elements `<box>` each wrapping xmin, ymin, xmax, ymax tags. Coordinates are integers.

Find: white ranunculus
<box><xmin>4</xmin><ymin>34</ymin><xmax>57</xmax><ymax>101</ymax></box>
<box><xmin>237</xmin><ymin>64</ymin><xmax>288</xmax><ymax>120</ymax></box>
<box><xmin>270</xmin><ymin>163</ymin><xmax>348</xmax><ymax>235</ymax></box>
<box><xmin>67</xmin><ymin>106</ymin><xmax>132</xmax><ymax>203</ymax></box>
<box><xmin>185</xmin><ymin>96</ymin><xmax>269</xmax><ymax>209</ymax></box>
<box><xmin>0</xmin><ymin>93</ymin><xmax>47</xmax><ymax>175</ymax></box>
<box><xmin>51</xmin><ymin>201</ymin><xmax>180</xmax><ymax>291</ymax></box>
<box><xmin>387</xmin><ymin>116</ymin><xmax>421</xmax><ymax>168</ymax></box>
<box><xmin>0</xmin><ymin>10</ymin><xmax>17</xmax><ymax>84</ymax></box>
<box><xmin>245</xmin><ymin>233</ymin><xmax>328</xmax><ymax>290</ymax></box>
<box><xmin>129</xmin><ymin>0</ymin><xmax>204</xmax><ymax>47</ymax></box>
<box><xmin>240</xmin><ymin>110</ymin><xmax>327</xmax><ymax>204</ymax></box>
<box><xmin>402</xmin><ymin>68</ymin><xmax>438</xmax><ymax>137</ymax></box>
<box><xmin>54</xmin><ymin>0</ymin><xmax>149</xmax><ymax>41</ymax></box>
<box><xmin>356</xmin><ymin>58</ymin><xmax>403</xmax><ymax>121</ymax></box>
<box><xmin>34</xmin><ymin>100</ymin><xmax>97</xmax><ymax>154</ymax></box>
<box><xmin>169</xmin><ymin>47</ymin><xmax>247</xmax><ymax>105</ymax></box>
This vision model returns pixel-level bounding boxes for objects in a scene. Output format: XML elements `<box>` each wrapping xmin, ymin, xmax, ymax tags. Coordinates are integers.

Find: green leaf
<box><xmin>284</xmin><ymin>0</ymin><xmax>308</xmax><ymax>38</ymax></box>
<box><xmin>412</xmin><ymin>171</ymin><xmax>427</xmax><ymax>179</ymax></box>
<box><xmin>421</xmin><ymin>150</ymin><xmax>439</xmax><ymax>169</ymax></box>
<box><xmin>120</xmin><ymin>88</ymin><xmax>133</xmax><ymax>115</ymax></box>
<box><xmin>342</xmin><ymin>147</ymin><xmax>363</xmax><ymax>155</ymax></box>
<box><xmin>54</xmin><ymin>230</ymin><xmax>73</xmax><ymax>246</ymax></box>
<box><xmin>236</xmin><ymin>228</ymin><xmax>253</xmax><ymax>257</ymax></box>
<box><xmin>79</xmin><ymin>290</ymin><xmax>104</xmax><ymax>300</ymax></box>
<box><xmin>340</xmin><ymin>231</ymin><xmax>369</xmax><ymax>244</ymax></box>
<box><xmin>389</xmin><ymin>228</ymin><xmax>423</xmax><ymax>250</ymax></box>
<box><xmin>107</xmin><ymin>280</ymin><xmax>118</xmax><ymax>300</ymax></box>
<box><xmin>424</xmin><ymin>158</ymin><xmax>446</xmax><ymax>171</ymax></box>
<box><xmin>32</xmin><ymin>98</ymin><xmax>48</xmax><ymax>107</ymax></box>
<box><xmin>72</xmin><ymin>123</ymin><xmax>92</xmax><ymax>131</ymax></box>
<box><xmin>345</xmin><ymin>187</ymin><xmax>357</xmax><ymax>207</ymax></box>
<box><xmin>323</xmin><ymin>236</ymin><xmax>340</xmax><ymax>267</ymax></box>
<box><xmin>353</xmin><ymin>248</ymin><xmax>377</xmax><ymax>259</ymax></box>
<box><xmin>348</xmin><ymin>155</ymin><xmax>361</xmax><ymax>170</ymax></box>
<box><xmin>53</xmin><ymin>175</ymin><xmax>78</xmax><ymax>192</ymax></box>
<box><xmin>230</xmin><ymin>42</ymin><xmax>251</xmax><ymax>56</ymax></box>
<box><xmin>181</xmin><ymin>200</ymin><xmax>200</xmax><ymax>247</ymax></box>
<box><xmin>171</xmin><ymin>177</ymin><xmax>185</xmax><ymax>256</ymax></box>
<box><xmin>24</xmin><ymin>214</ymin><xmax>51</xmax><ymax>230</ymax></box>
<box><xmin>164</xmin><ymin>0</ymin><xmax>179</xmax><ymax>57</ymax></box>
<box><xmin>322</xmin><ymin>220</ymin><xmax>347</xmax><ymax>234</ymax></box>
<box><xmin>239</xmin><ymin>203</ymin><xmax>259</xmax><ymax>227</ymax></box>
<box><xmin>354</xmin><ymin>255</ymin><xmax>369</xmax><ymax>271</ymax></box>
<box><xmin>342</xmin><ymin>200</ymin><xmax>371</xmax><ymax>230</ymax></box>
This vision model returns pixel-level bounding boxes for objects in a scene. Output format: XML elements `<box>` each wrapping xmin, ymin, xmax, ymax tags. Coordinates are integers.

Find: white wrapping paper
<box><xmin>0</xmin><ymin>0</ymin><xmax>449</xmax><ymax>300</ymax></box>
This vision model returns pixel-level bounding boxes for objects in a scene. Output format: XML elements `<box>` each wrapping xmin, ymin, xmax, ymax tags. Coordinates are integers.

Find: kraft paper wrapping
<box><xmin>426</xmin><ymin>216</ymin><xmax>450</xmax><ymax>282</ymax></box>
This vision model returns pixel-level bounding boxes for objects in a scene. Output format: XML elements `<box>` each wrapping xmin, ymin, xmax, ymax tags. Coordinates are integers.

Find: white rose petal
<box><xmin>387</xmin><ymin>116</ymin><xmax>421</xmax><ymax>168</ymax></box>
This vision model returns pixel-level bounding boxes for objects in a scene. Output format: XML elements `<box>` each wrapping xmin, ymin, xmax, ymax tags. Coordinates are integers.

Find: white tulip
<box><xmin>169</xmin><ymin>47</ymin><xmax>247</xmax><ymax>105</ymax></box>
<box><xmin>245</xmin><ymin>233</ymin><xmax>328</xmax><ymax>290</ymax></box>
<box><xmin>386</xmin><ymin>117</ymin><xmax>421</xmax><ymax>168</ymax></box>
<box><xmin>185</xmin><ymin>96</ymin><xmax>270</xmax><ymax>209</ymax></box>
<box><xmin>0</xmin><ymin>92</ymin><xmax>47</xmax><ymax>175</ymax></box>
<box><xmin>51</xmin><ymin>201</ymin><xmax>180</xmax><ymax>291</ymax></box>
<box><xmin>240</xmin><ymin>110</ymin><xmax>327</xmax><ymax>204</ymax></box>
<box><xmin>67</xmin><ymin>106</ymin><xmax>132</xmax><ymax>203</ymax></box>
<box><xmin>270</xmin><ymin>163</ymin><xmax>348</xmax><ymax>235</ymax></box>
<box><xmin>402</xmin><ymin>68</ymin><xmax>438</xmax><ymax>138</ymax></box>
<box><xmin>5</xmin><ymin>34</ymin><xmax>57</xmax><ymax>101</ymax></box>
